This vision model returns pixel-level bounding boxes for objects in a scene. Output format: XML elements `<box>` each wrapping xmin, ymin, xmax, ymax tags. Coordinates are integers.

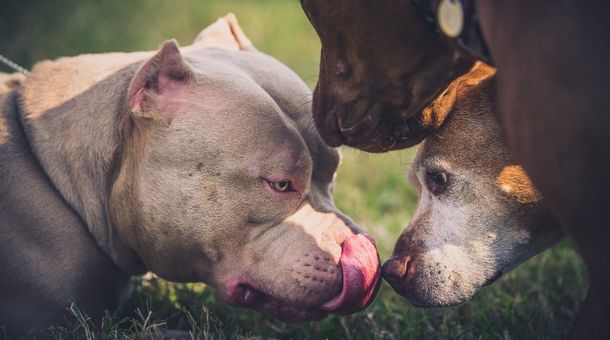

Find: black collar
<box><xmin>412</xmin><ymin>0</ymin><xmax>493</xmax><ymax>65</ymax></box>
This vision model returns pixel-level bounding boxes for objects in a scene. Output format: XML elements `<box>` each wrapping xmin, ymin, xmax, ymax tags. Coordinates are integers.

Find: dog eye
<box><xmin>425</xmin><ymin>171</ymin><xmax>449</xmax><ymax>195</ymax></box>
<box><xmin>271</xmin><ymin>180</ymin><xmax>292</xmax><ymax>193</ymax></box>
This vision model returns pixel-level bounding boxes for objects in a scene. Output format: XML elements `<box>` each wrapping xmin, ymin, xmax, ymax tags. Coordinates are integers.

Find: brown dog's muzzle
<box><xmin>312</xmin><ymin>82</ymin><xmax>430</xmax><ymax>153</ymax></box>
<box><xmin>301</xmin><ymin>0</ymin><xmax>476</xmax><ymax>152</ymax></box>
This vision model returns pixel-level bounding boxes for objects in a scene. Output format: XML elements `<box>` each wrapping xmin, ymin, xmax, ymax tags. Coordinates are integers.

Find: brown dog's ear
<box><xmin>192</xmin><ymin>13</ymin><xmax>254</xmax><ymax>51</ymax></box>
<box><xmin>462</xmin><ymin>62</ymin><xmax>495</xmax><ymax>86</ymax></box>
<box><xmin>127</xmin><ymin>39</ymin><xmax>194</xmax><ymax>124</ymax></box>
<box><xmin>421</xmin><ymin>82</ymin><xmax>458</xmax><ymax>130</ymax></box>
<box><xmin>421</xmin><ymin>62</ymin><xmax>496</xmax><ymax>130</ymax></box>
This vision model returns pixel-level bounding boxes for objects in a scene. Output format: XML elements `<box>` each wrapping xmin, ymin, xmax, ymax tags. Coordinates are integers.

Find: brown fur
<box><xmin>383</xmin><ymin>66</ymin><xmax>562</xmax><ymax>306</ymax></box>
<box><xmin>300</xmin><ymin>1</ymin><xmax>610</xmax><ymax>336</ymax></box>
<box><xmin>496</xmin><ymin>165</ymin><xmax>542</xmax><ymax>204</ymax></box>
<box><xmin>300</xmin><ymin>0</ymin><xmax>474</xmax><ymax>152</ymax></box>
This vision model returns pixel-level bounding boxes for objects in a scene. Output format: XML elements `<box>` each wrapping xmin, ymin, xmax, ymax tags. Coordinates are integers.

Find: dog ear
<box><xmin>192</xmin><ymin>13</ymin><xmax>254</xmax><ymax>51</ymax></box>
<box><xmin>127</xmin><ymin>39</ymin><xmax>194</xmax><ymax>124</ymax></box>
<box><xmin>420</xmin><ymin>82</ymin><xmax>458</xmax><ymax>130</ymax></box>
<box><xmin>421</xmin><ymin>62</ymin><xmax>496</xmax><ymax>130</ymax></box>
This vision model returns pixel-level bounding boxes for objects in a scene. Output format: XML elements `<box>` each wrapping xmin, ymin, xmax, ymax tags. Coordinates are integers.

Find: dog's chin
<box><xmin>219</xmin><ymin>282</ymin><xmax>329</xmax><ymax>321</ymax></box>
<box><xmin>482</xmin><ymin>270</ymin><xmax>504</xmax><ymax>287</ymax></box>
<box><xmin>312</xmin><ymin>103</ymin><xmax>429</xmax><ymax>153</ymax></box>
<box><xmin>255</xmin><ymin>298</ymin><xmax>328</xmax><ymax>322</ymax></box>
<box><xmin>389</xmin><ymin>277</ymin><xmax>477</xmax><ymax>308</ymax></box>
<box><xmin>346</xmin><ymin>130</ymin><xmax>428</xmax><ymax>153</ymax></box>
<box><xmin>399</xmin><ymin>290</ymin><xmax>473</xmax><ymax>308</ymax></box>
<box><xmin>311</xmin><ymin>84</ymin><xmax>431</xmax><ymax>151</ymax></box>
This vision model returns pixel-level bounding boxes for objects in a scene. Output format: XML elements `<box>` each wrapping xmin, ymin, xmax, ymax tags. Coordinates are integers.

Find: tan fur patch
<box><xmin>420</xmin><ymin>86</ymin><xmax>456</xmax><ymax>128</ymax></box>
<box><xmin>23</xmin><ymin>13</ymin><xmax>254</xmax><ymax>122</ymax></box>
<box><xmin>496</xmin><ymin>165</ymin><xmax>542</xmax><ymax>204</ymax></box>
<box><xmin>0</xmin><ymin>115</ymin><xmax>8</xmax><ymax>145</ymax></box>
<box><xmin>21</xmin><ymin>51</ymin><xmax>153</xmax><ymax>120</ymax></box>
<box><xmin>191</xmin><ymin>13</ymin><xmax>253</xmax><ymax>51</ymax></box>
<box><xmin>0</xmin><ymin>72</ymin><xmax>25</xmax><ymax>93</ymax></box>
<box><xmin>421</xmin><ymin>62</ymin><xmax>495</xmax><ymax>129</ymax></box>
<box><xmin>0</xmin><ymin>72</ymin><xmax>25</xmax><ymax>145</ymax></box>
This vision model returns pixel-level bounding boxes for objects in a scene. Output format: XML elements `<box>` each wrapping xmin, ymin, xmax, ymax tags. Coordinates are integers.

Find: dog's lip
<box><xmin>226</xmin><ymin>282</ymin><xmax>262</xmax><ymax>306</ymax></box>
<box><xmin>482</xmin><ymin>270</ymin><xmax>503</xmax><ymax>286</ymax></box>
<box><xmin>352</xmin><ymin>130</ymin><xmax>428</xmax><ymax>153</ymax></box>
<box><xmin>336</xmin><ymin>119</ymin><xmax>429</xmax><ymax>153</ymax></box>
<box><xmin>313</xmin><ymin>98</ymin><xmax>429</xmax><ymax>152</ymax></box>
<box><xmin>220</xmin><ymin>234</ymin><xmax>380</xmax><ymax>320</ymax></box>
<box><xmin>221</xmin><ymin>280</ymin><xmax>328</xmax><ymax>321</ymax></box>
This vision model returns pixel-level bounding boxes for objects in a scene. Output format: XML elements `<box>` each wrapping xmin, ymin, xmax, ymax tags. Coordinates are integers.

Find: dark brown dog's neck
<box><xmin>16</xmin><ymin>56</ymin><xmax>148</xmax><ymax>275</ymax></box>
<box><xmin>413</xmin><ymin>0</ymin><xmax>492</xmax><ymax>64</ymax></box>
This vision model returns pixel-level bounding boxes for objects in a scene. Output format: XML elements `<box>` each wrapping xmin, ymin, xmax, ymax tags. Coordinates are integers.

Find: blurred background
<box><xmin>0</xmin><ymin>1</ymin><xmax>587</xmax><ymax>338</ymax></box>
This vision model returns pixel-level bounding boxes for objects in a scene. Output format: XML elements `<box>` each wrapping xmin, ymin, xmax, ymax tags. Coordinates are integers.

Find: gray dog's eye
<box><xmin>425</xmin><ymin>170</ymin><xmax>449</xmax><ymax>196</ymax></box>
<box><xmin>272</xmin><ymin>180</ymin><xmax>292</xmax><ymax>192</ymax></box>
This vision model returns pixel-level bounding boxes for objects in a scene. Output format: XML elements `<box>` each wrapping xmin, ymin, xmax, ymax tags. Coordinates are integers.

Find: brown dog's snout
<box><xmin>381</xmin><ymin>255</ymin><xmax>412</xmax><ymax>291</ymax></box>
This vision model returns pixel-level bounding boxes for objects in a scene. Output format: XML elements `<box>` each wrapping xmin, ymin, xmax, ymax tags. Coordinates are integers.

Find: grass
<box><xmin>48</xmin><ymin>241</ymin><xmax>586</xmax><ymax>339</ymax></box>
<box><xmin>0</xmin><ymin>1</ymin><xmax>588</xmax><ymax>339</ymax></box>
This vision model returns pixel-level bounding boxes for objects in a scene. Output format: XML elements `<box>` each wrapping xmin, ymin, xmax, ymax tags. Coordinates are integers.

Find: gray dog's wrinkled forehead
<box><xmin>182</xmin><ymin>47</ymin><xmax>330</xmax><ymax>165</ymax></box>
<box><xmin>180</xmin><ymin>46</ymin><xmax>338</xmax><ymax>182</ymax></box>
<box><xmin>185</xmin><ymin>48</ymin><xmax>311</xmax><ymax>119</ymax></box>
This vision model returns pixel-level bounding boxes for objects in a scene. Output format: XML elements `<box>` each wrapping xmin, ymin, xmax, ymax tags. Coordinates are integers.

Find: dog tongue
<box><xmin>321</xmin><ymin>234</ymin><xmax>381</xmax><ymax>314</ymax></box>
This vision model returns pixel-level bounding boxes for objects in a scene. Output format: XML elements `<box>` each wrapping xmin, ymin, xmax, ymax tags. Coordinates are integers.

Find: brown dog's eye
<box><xmin>271</xmin><ymin>180</ymin><xmax>292</xmax><ymax>193</ymax></box>
<box><xmin>425</xmin><ymin>171</ymin><xmax>449</xmax><ymax>195</ymax></box>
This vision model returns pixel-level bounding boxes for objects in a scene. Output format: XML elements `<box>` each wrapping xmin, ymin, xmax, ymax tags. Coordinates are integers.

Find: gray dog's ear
<box><xmin>127</xmin><ymin>39</ymin><xmax>194</xmax><ymax>124</ymax></box>
<box><xmin>192</xmin><ymin>13</ymin><xmax>254</xmax><ymax>51</ymax></box>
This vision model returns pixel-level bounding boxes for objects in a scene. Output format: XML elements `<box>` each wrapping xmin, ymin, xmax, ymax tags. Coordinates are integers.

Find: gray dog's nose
<box><xmin>381</xmin><ymin>255</ymin><xmax>411</xmax><ymax>291</ymax></box>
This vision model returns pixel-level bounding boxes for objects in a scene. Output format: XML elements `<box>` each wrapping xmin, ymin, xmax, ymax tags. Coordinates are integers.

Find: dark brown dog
<box><xmin>300</xmin><ymin>0</ymin><xmax>473</xmax><ymax>153</ymax></box>
<box><xmin>301</xmin><ymin>0</ymin><xmax>610</xmax><ymax>338</ymax></box>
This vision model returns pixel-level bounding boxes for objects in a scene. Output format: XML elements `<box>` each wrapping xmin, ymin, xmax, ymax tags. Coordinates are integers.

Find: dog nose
<box><xmin>381</xmin><ymin>255</ymin><xmax>411</xmax><ymax>290</ymax></box>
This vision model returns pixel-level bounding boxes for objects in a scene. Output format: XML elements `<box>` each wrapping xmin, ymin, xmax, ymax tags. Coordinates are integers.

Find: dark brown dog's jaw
<box><xmin>312</xmin><ymin>64</ymin><xmax>433</xmax><ymax>152</ymax></box>
<box><xmin>313</xmin><ymin>102</ymin><xmax>430</xmax><ymax>153</ymax></box>
<box><xmin>312</xmin><ymin>83</ymin><xmax>344</xmax><ymax>147</ymax></box>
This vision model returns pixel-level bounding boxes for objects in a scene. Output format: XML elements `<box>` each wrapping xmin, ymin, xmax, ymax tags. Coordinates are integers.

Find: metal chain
<box><xmin>0</xmin><ymin>54</ymin><xmax>30</xmax><ymax>75</ymax></box>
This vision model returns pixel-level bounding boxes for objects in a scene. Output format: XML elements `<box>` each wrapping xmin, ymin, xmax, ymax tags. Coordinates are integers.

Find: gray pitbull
<box><xmin>0</xmin><ymin>15</ymin><xmax>380</xmax><ymax>336</ymax></box>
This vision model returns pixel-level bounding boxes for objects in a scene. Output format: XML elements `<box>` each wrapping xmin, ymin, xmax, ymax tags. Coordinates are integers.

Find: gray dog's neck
<box><xmin>17</xmin><ymin>53</ymin><xmax>150</xmax><ymax>274</ymax></box>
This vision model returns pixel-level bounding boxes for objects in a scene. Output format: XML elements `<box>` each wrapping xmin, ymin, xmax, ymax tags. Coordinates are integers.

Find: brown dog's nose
<box><xmin>381</xmin><ymin>255</ymin><xmax>411</xmax><ymax>291</ymax></box>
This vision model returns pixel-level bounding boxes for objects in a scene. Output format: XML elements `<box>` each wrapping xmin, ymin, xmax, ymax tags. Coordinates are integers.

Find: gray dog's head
<box><xmin>382</xmin><ymin>64</ymin><xmax>563</xmax><ymax>307</ymax></box>
<box><xmin>107</xmin><ymin>18</ymin><xmax>380</xmax><ymax>321</ymax></box>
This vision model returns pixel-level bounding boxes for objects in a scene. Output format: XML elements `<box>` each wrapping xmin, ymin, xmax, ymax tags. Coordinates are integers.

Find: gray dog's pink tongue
<box><xmin>321</xmin><ymin>234</ymin><xmax>381</xmax><ymax>314</ymax></box>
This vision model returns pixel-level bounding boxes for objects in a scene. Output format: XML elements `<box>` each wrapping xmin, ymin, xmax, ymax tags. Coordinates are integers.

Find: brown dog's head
<box><xmin>106</xmin><ymin>17</ymin><xmax>380</xmax><ymax>321</ymax></box>
<box><xmin>300</xmin><ymin>0</ymin><xmax>474</xmax><ymax>152</ymax></box>
<box><xmin>381</xmin><ymin>64</ymin><xmax>563</xmax><ymax>306</ymax></box>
